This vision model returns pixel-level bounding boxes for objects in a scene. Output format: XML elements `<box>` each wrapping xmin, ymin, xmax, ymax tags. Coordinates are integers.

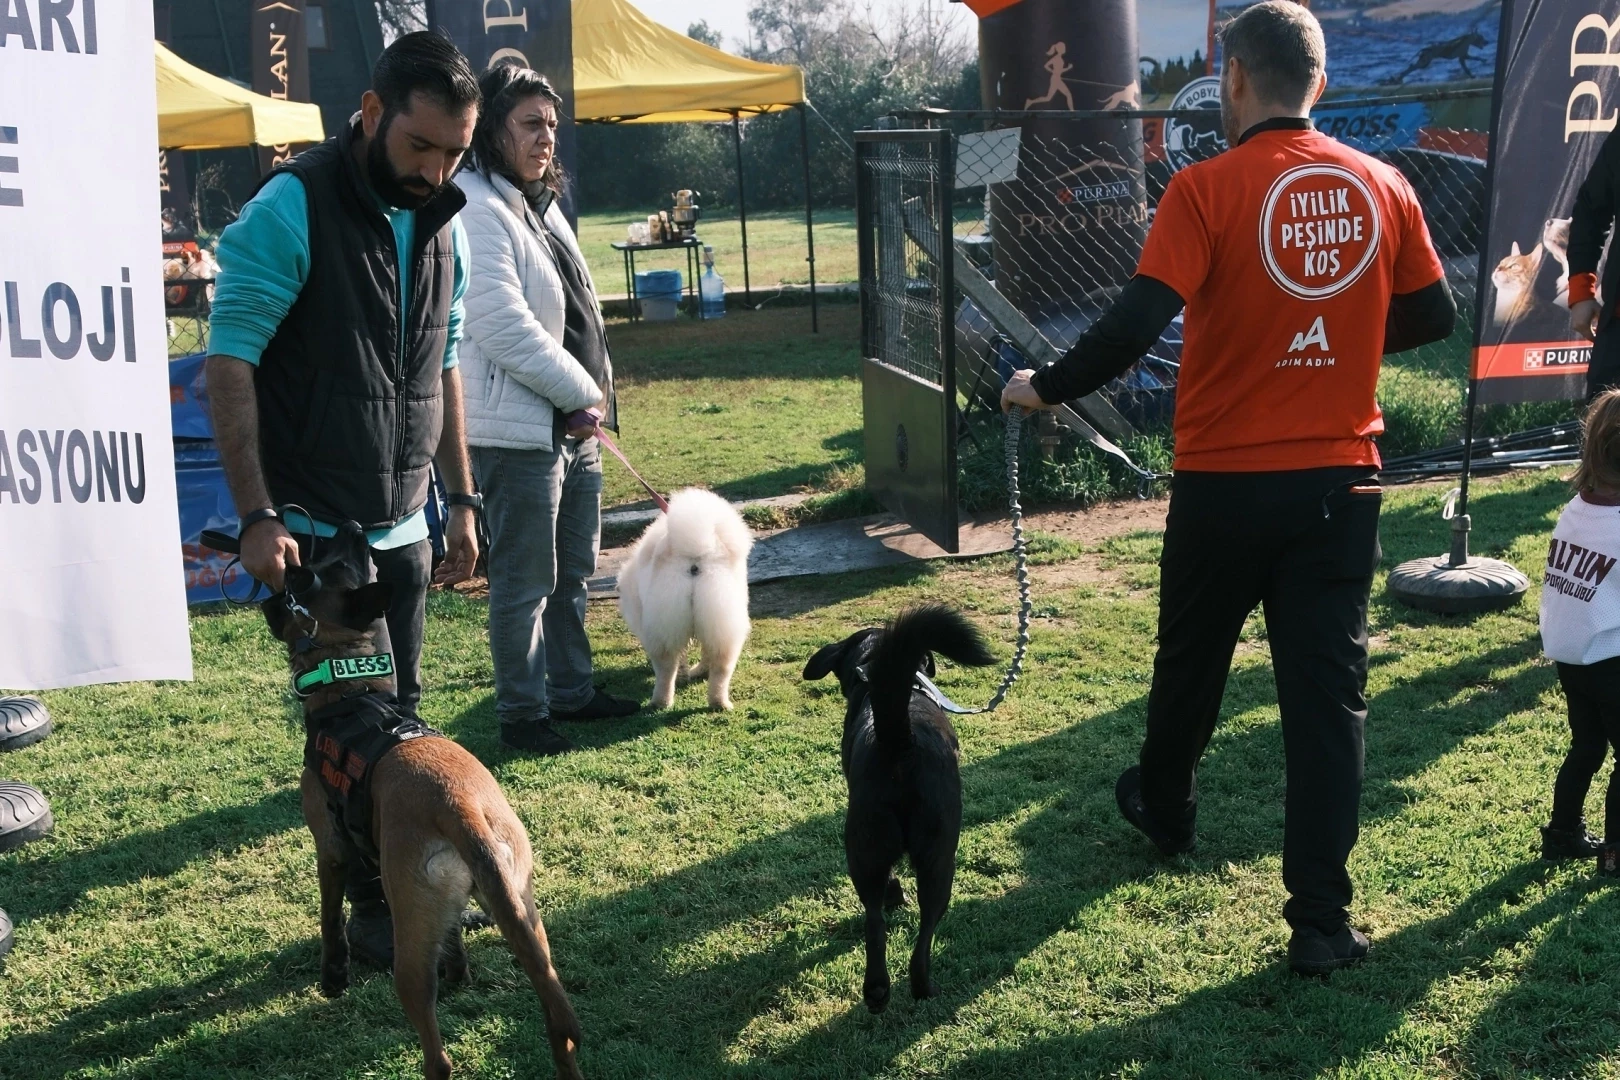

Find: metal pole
<box><xmin>800</xmin><ymin>105</ymin><xmax>819</xmax><ymax>333</ymax></box>
<box><xmin>1450</xmin><ymin>377</ymin><xmax>1482</xmax><ymax>567</ymax></box>
<box><xmin>733</xmin><ymin>113</ymin><xmax>752</xmax><ymax>305</ymax></box>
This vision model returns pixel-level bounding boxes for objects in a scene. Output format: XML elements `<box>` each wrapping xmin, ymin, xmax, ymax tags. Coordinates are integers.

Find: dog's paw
<box><xmin>708</xmin><ymin>696</ymin><xmax>733</xmax><ymax>712</ymax></box>
<box><xmin>910</xmin><ymin>975</ymin><xmax>941</xmax><ymax>1000</ymax></box>
<box><xmin>320</xmin><ymin>966</ymin><xmax>350</xmax><ymax>998</ymax></box>
<box><xmin>884</xmin><ymin>877</ymin><xmax>906</xmax><ymax>910</ymax></box>
<box><xmin>863</xmin><ymin>979</ymin><xmax>891</xmax><ymax>1014</ymax></box>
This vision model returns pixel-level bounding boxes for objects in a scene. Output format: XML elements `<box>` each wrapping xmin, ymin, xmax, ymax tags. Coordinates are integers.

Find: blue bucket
<box><xmin>634</xmin><ymin>269</ymin><xmax>683</xmax><ymax>299</ymax></box>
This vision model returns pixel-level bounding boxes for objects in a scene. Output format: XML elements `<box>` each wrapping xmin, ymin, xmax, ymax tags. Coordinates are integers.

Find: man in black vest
<box><xmin>206</xmin><ymin>32</ymin><xmax>482</xmax><ymax>969</ymax></box>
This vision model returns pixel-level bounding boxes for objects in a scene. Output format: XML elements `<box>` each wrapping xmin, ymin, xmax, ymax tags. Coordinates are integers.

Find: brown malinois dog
<box><xmin>256</xmin><ymin>521</ymin><xmax>583</xmax><ymax>1080</ymax></box>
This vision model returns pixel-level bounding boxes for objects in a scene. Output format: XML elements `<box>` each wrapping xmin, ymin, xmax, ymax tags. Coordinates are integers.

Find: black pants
<box><xmin>1140</xmin><ymin>467</ymin><xmax>1381</xmax><ymax>933</ymax></box>
<box><xmin>369</xmin><ymin>538</ymin><xmax>433</xmax><ymax>714</ymax></box>
<box><xmin>1588</xmin><ymin>319</ymin><xmax>1620</xmax><ymax>400</ymax></box>
<box><xmin>1551</xmin><ymin>658</ymin><xmax>1620</xmax><ymax>839</ymax></box>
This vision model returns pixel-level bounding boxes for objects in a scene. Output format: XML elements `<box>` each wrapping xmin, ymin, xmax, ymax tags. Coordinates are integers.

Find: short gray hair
<box><xmin>1219</xmin><ymin>1</ymin><xmax>1326</xmax><ymax>108</ymax></box>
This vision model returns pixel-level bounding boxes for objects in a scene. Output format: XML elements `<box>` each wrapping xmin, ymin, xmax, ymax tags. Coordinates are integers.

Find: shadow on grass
<box><xmin>4</xmin><ymin>481</ymin><xmax>1577</xmax><ymax>1077</ymax></box>
<box><xmin>6</xmin><ymin>625</ymin><xmax>1552</xmax><ymax>1078</ymax></box>
<box><xmin>3</xmin><ymin>788</ymin><xmax>302</xmax><ymax>924</ymax></box>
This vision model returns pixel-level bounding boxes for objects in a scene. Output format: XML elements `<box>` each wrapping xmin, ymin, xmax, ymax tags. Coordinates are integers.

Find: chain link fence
<box><xmin>890</xmin><ymin>91</ymin><xmax>1509</xmax><ymax>494</ymax></box>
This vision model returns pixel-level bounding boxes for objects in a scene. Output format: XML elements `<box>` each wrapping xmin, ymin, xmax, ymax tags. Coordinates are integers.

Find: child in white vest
<box><xmin>1541</xmin><ymin>389</ymin><xmax>1620</xmax><ymax>871</ymax></box>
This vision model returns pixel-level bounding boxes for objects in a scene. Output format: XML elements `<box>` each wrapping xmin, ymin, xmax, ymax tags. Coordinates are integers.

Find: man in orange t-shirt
<box><xmin>1003</xmin><ymin>1</ymin><xmax>1455</xmax><ymax>975</ymax></box>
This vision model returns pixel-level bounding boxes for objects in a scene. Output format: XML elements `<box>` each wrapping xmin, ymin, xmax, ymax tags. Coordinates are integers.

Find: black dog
<box><xmin>803</xmin><ymin>605</ymin><xmax>995</xmax><ymax>1012</ymax></box>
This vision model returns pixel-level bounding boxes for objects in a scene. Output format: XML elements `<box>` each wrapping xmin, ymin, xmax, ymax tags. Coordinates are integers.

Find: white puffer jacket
<box><xmin>454</xmin><ymin>169</ymin><xmax>607</xmax><ymax>449</ymax></box>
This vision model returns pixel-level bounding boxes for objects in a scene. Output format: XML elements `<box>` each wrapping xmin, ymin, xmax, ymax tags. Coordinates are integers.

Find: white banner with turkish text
<box><xmin>0</xmin><ymin>0</ymin><xmax>193</xmax><ymax>688</ymax></box>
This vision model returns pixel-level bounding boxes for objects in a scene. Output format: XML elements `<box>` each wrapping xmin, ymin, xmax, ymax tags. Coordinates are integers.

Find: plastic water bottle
<box><xmin>700</xmin><ymin>245</ymin><xmax>726</xmax><ymax>320</ymax></box>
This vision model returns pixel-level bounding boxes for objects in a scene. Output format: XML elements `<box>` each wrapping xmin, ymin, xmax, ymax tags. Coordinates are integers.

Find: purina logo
<box><xmin>1524</xmin><ymin>346</ymin><xmax>1590</xmax><ymax>370</ymax></box>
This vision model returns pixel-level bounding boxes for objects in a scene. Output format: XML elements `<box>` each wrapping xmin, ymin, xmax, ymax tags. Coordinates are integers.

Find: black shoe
<box><xmin>0</xmin><ymin>906</ymin><xmax>12</xmax><ymax>966</ymax></box>
<box><xmin>346</xmin><ymin>908</ymin><xmax>394</xmax><ymax>971</ymax></box>
<box><xmin>500</xmin><ymin>718</ymin><xmax>576</xmax><ymax>755</ymax></box>
<box><xmin>1288</xmin><ymin>924</ymin><xmax>1370</xmax><ymax>977</ymax></box>
<box><xmin>1115</xmin><ymin>766</ymin><xmax>1195</xmax><ymax>855</ymax></box>
<box><xmin>552</xmin><ymin>688</ymin><xmax>641</xmax><ymax>722</ymax></box>
<box><xmin>1599</xmin><ymin>843</ymin><xmax>1620</xmax><ymax>878</ymax></box>
<box><xmin>1542</xmin><ymin>822</ymin><xmax>1601</xmax><ymax>860</ymax></box>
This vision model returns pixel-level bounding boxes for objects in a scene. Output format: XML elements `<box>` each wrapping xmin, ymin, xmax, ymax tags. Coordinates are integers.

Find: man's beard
<box><xmin>1220</xmin><ymin>93</ymin><xmax>1241</xmax><ymax>146</ymax></box>
<box><xmin>366</xmin><ymin>115</ymin><xmax>445</xmax><ymax>210</ymax></box>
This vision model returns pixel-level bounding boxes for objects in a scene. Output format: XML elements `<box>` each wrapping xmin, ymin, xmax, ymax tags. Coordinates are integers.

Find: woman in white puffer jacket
<box><xmin>456</xmin><ymin>62</ymin><xmax>641</xmax><ymax>755</ymax></box>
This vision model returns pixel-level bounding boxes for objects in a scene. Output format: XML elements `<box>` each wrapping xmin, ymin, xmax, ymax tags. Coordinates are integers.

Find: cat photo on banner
<box><xmin>1492</xmin><ymin>216</ymin><xmax>1573</xmax><ymax>328</ymax></box>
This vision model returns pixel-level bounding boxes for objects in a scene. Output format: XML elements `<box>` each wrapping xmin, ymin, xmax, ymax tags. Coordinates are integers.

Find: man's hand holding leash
<box><xmin>1573</xmin><ymin>299</ymin><xmax>1602</xmax><ymax>343</ymax></box>
<box><xmin>1001</xmin><ymin>369</ymin><xmax>1053</xmax><ymax>414</ymax></box>
<box><xmin>241</xmin><ymin>515</ymin><xmax>302</xmax><ymax>593</ymax></box>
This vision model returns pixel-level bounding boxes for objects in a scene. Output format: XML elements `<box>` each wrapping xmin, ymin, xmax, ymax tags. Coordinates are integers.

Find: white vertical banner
<box><xmin>0</xmin><ymin>3</ymin><xmax>194</xmax><ymax>688</ymax></box>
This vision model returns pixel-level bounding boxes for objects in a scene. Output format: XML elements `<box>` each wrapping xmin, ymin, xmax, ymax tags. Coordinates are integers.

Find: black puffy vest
<box><xmin>252</xmin><ymin>122</ymin><xmax>465</xmax><ymax>529</ymax></box>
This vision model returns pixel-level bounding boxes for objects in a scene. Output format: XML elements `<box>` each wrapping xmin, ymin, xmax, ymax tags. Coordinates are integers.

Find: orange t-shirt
<box><xmin>1137</xmin><ymin>126</ymin><xmax>1445</xmax><ymax>471</ymax></box>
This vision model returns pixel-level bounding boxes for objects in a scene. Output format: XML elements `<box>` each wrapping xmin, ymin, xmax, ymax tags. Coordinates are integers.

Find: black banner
<box><xmin>158</xmin><ymin>149</ymin><xmax>195</xmax><ymax>241</ymax></box>
<box><xmin>1474</xmin><ymin>3</ymin><xmax>1620</xmax><ymax>405</ymax></box>
<box><xmin>427</xmin><ymin>0</ymin><xmax>576</xmax><ymax>224</ymax></box>
<box><xmin>252</xmin><ymin>0</ymin><xmax>313</xmax><ymax>177</ymax></box>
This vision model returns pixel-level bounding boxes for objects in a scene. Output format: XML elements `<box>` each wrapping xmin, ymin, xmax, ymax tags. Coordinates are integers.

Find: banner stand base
<box><xmin>0</xmin><ymin>780</ymin><xmax>52</xmax><ymax>853</ymax></box>
<box><xmin>1388</xmin><ymin>514</ymin><xmax>1529</xmax><ymax>613</ymax></box>
<box><xmin>0</xmin><ymin>698</ymin><xmax>52</xmax><ymax>753</ymax></box>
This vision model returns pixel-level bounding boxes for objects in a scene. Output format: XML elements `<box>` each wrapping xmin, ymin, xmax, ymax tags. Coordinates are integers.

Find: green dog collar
<box><xmin>295</xmin><ymin>652</ymin><xmax>395</xmax><ymax>696</ymax></box>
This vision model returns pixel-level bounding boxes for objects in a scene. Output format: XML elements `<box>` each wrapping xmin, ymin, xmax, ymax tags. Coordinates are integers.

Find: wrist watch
<box><xmin>446</xmin><ymin>492</ymin><xmax>484</xmax><ymax>513</ymax></box>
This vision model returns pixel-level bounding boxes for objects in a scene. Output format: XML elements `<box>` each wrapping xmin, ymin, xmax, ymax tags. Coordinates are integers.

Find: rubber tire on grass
<box><xmin>0</xmin><ymin>781</ymin><xmax>52</xmax><ymax>853</ymax></box>
<box><xmin>0</xmin><ymin>697</ymin><xmax>51</xmax><ymax>752</ymax></box>
<box><xmin>0</xmin><ymin>907</ymin><xmax>11</xmax><ymax>966</ymax></box>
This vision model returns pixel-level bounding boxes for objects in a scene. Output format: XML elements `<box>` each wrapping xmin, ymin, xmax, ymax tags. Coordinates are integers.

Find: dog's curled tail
<box><xmin>868</xmin><ymin>604</ymin><xmax>995</xmax><ymax>749</ymax></box>
<box><xmin>663</xmin><ymin>487</ymin><xmax>754</xmax><ymax>565</ymax></box>
<box><xmin>459</xmin><ymin>828</ymin><xmax>584</xmax><ymax>1078</ymax></box>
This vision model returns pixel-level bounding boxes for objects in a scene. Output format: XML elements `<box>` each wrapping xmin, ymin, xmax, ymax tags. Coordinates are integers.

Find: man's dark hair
<box><xmin>472</xmin><ymin>60</ymin><xmax>568</xmax><ymax>194</ymax></box>
<box><xmin>1219</xmin><ymin>1</ymin><xmax>1325</xmax><ymax>108</ymax></box>
<box><xmin>372</xmin><ymin>30</ymin><xmax>480</xmax><ymax>117</ymax></box>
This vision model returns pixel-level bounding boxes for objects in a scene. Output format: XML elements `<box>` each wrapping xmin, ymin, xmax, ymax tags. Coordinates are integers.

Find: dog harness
<box><xmin>303</xmin><ymin>691</ymin><xmax>442</xmax><ymax>864</ymax></box>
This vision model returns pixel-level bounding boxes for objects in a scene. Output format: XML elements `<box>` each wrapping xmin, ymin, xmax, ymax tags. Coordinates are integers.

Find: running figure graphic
<box><xmin>1026</xmin><ymin>42</ymin><xmax>1075</xmax><ymax>110</ymax></box>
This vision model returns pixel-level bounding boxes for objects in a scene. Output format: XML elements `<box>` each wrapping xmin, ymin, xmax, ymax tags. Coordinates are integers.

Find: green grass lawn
<box><xmin>6</xmin><ymin>470</ymin><xmax>1620</xmax><ymax>1078</ymax></box>
<box><xmin>601</xmin><ymin>304</ymin><xmax>863</xmax><ymax>511</ymax></box>
<box><xmin>578</xmin><ymin>209</ymin><xmax>858</xmax><ymax>294</ymax></box>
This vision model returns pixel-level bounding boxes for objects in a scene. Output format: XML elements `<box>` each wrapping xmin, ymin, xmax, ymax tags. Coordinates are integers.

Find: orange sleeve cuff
<box><xmin>1571</xmin><ymin>272</ymin><xmax>1599</xmax><ymax>305</ymax></box>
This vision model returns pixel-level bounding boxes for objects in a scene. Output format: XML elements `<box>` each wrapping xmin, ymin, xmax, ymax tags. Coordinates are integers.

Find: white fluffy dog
<box><xmin>617</xmin><ymin>488</ymin><xmax>753</xmax><ymax>711</ymax></box>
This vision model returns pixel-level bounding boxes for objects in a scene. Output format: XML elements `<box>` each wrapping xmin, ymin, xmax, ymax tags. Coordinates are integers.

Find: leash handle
<box><xmin>593</xmin><ymin>426</ymin><xmax>670</xmax><ymax>513</ymax></box>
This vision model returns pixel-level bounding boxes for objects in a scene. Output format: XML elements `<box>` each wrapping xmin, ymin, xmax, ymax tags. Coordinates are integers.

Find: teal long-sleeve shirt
<box><xmin>210</xmin><ymin>172</ymin><xmax>469</xmax><ymax>549</ymax></box>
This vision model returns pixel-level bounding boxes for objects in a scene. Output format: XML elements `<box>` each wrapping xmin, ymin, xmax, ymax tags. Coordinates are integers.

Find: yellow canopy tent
<box><xmin>573</xmin><ymin>0</ymin><xmax>804</xmax><ymax>123</ymax></box>
<box><xmin>571</xmin><ymin>0</ymin><xmax>816</xmax><ymax>324</ymax></box>
<box><xmin>155</xmin><ymin>41</ymin><xmax>326</xmax><ymax>151</ymax></box>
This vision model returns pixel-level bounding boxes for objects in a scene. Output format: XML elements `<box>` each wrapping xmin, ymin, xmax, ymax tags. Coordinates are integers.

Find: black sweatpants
<box><xmin>369</xmin><ymin>538</ymin><xmax>433</xmax><ymax>714</ymax></box>
<box><xmin>1139</xmin><ymin>467</ymin><xmax>1382</xmax><ymax>933</ymax></box>
<box><xmin>1551</xmin><ymin>658</ymin><xmax>1620</xmax><ymax>840</ymax></box>
<box><xmin>1588</xmin><ymin>318</ymin><xmax>1620</xmax><ymax>400</ymax></box>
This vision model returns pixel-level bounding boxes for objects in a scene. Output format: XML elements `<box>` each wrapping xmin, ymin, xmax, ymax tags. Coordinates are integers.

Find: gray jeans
<box><xmin>471</xmin><ymin>437</ymin><xmax>603</xmax><ymax>721</ymax></box>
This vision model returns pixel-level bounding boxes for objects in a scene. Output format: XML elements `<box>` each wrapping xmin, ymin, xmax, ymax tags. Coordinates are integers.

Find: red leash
<box><xmin>593</xmin><ymin>426</ymin><xmax>670</xmax><ymax>513</ymax></box>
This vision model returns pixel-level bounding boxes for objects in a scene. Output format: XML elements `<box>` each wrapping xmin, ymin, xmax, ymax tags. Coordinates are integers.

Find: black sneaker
<box><xmin>1599</xmin><ymin>843</ymin><xmax>1620</xmax><ymax>878</ymax></box>
<box><xmin>1288</xmin><ymin>924</ymin><xmax>1370</xmax><ymax>977</ymax></box>
<box><xmin>346</xmin><ymin>908</ymin><xmax>394</xmax><ymax>971</ymax></box>
<box><xmin>500</xmin><ymin>718</ymin><xmax>575</xmax><ymax>755</ymax></box>
<box><xmin>552</xmin><ymin>688</ymin><xmax>641</xmax><ymax>722</ymax></box>
<box><xmin>1541</xmin><ymin>823</ymin><xmax>1601</xmax><ymax>860</ymax></box>
<box><xmin>1115</xmin><ymin>766</ymin><xmax>1196</xmax><ymax>855</ymax></box>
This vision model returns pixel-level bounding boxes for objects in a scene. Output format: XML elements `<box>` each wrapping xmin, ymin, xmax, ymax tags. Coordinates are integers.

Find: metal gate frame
<box><xmin>855</xmin><ymin>127</ymin><xmax>960</xmax><ymax>554</ymax></box>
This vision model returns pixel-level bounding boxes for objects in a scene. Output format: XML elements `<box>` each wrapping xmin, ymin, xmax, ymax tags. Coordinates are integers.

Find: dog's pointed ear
<box><xmin>921</xmin><ymin>651</ymin><xmax>937</xmax><ymax>677</ymax></box>
<box><xmin>339</xmin><ymin>582</ymin><xmax>394</xmax><ymax>629</ymax></box>
<box><xmin>803</xmin><ymin>640</ymin><xmax>845</xmax><ymax>681</ymax></box>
